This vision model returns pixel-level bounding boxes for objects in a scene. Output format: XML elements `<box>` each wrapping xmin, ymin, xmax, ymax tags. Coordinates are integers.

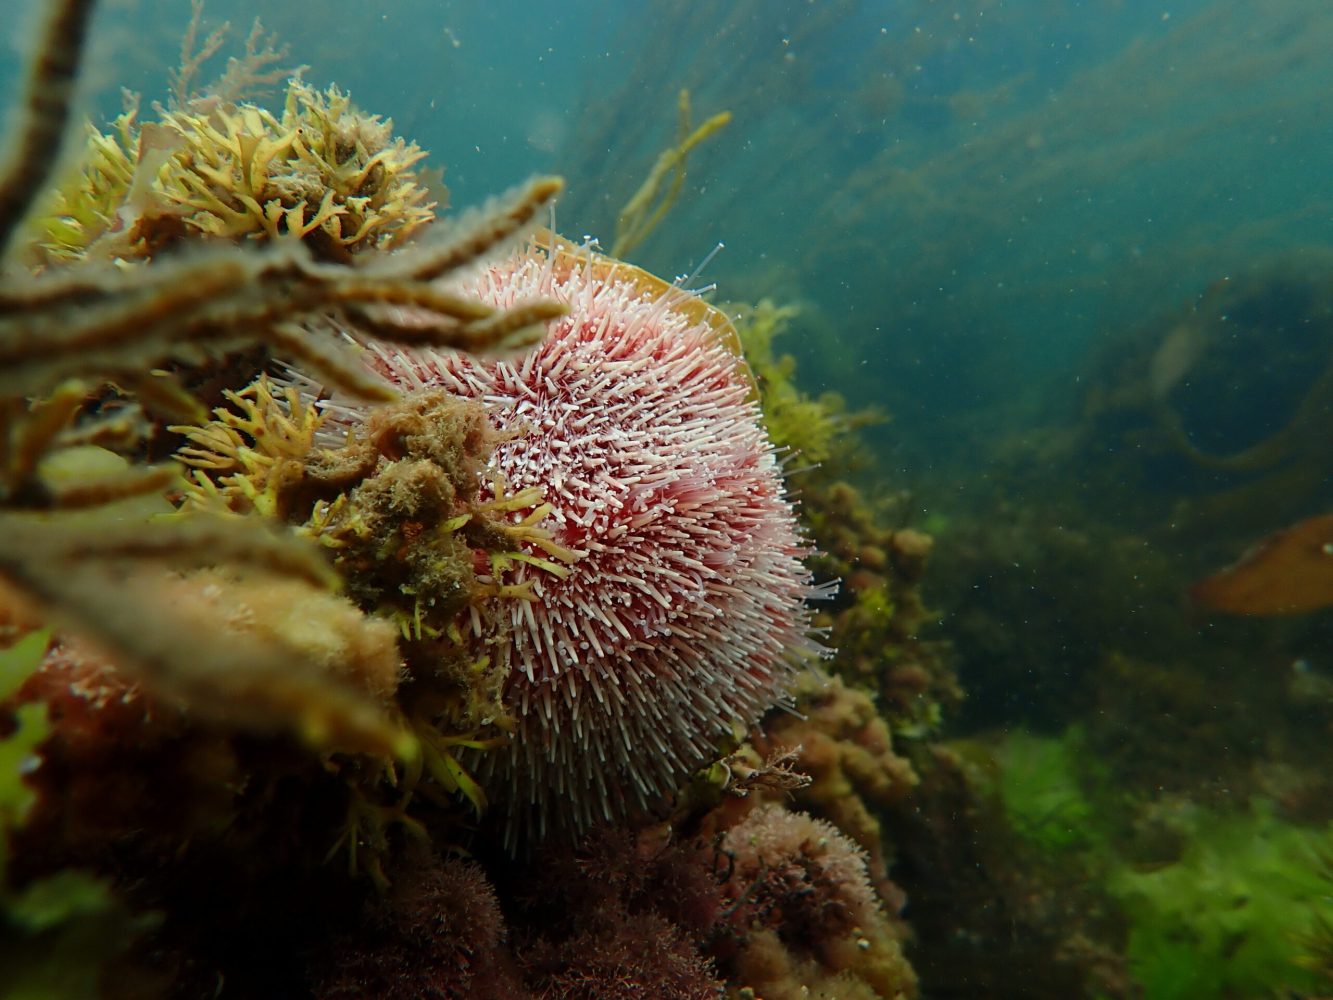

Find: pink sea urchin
<box><xmin>365</xmin><ymin>243</ymin><xmax>820</xmax><ymax>843</ymax></box>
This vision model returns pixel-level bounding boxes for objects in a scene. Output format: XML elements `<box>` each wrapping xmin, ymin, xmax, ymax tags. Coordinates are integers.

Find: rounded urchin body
<box><xmin>366</xmin><ymin>246</ymin><xmax>819</xmax><ymax>844</ymax></box>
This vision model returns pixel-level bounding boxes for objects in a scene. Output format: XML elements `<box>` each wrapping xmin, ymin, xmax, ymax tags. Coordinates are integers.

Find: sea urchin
<box><xmin>365</xmin><ymin>242</ymin><xmax>820</xmax><ymax>844</ymax></box>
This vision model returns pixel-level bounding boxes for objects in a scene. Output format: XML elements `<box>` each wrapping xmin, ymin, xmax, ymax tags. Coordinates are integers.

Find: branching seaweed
<box><xmin>611</xmin><ymin>89</ymin><xmax>730</xmax><ymax>259</ymax></box>
<box><xmin>171</xmin><ymin>0</ymin><xmax>298</xmax><ymax>109</ymax></box>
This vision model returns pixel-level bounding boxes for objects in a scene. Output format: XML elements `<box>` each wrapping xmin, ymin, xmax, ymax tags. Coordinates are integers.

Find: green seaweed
<box><xmin>1</xmin><ymin>633</ymin><xmax>51</xmax><ymax>857</ymax></box>
<box><xmin>1110</xmin><ymin>802</ymin><xmax>1333</xmax><ymax>999</ymax></box>
<box><xmin>990</xmin><ymin>726</ymin><xmax>1333</xmax><ymax>998</ymax></box>
<box><xmin>995</xmin><ymin>728</ymin><xmax>1106</xmax><ymax>856</ymax></box>
<box><xmin>0</xmin><ymin>872</ymin><xmax>148</xmax><ymax>1000</ymax></box>
<box><xmin>732</xmin><ymin>299</ymin><xmax>872</xmax><ymax>466</ymax></box>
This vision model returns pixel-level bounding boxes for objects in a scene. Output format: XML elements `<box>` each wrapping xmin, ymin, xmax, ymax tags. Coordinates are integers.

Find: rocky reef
<box><xmin>0</xmin><ymin>6</ymin><xmax>944</xmax><ymax>998</ymax></box>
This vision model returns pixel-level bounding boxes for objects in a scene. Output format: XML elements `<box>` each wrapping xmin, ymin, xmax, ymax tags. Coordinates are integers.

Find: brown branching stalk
<box><xmin>0</xmin><ymin>0</ymin><xmax>99</xmax><ymax>259</ymax></box>
<box><xmin>1</xmin><ymin>527</ymin><xmax>410</xmax><ymax>756</ymax></box>
<box><xmin>170</xmin><ymin>0</ymin><xmax>228</xmax><ymax>106</ymax></box>
<box><xmin>719</xmin><ymin>744</ymin><xmax>813</xmax><ymax>798</ymax></box>
<box><xmin>0</xmin><ymin>180</ymin><xmax>564</xmax><ymax>416</ymax></box>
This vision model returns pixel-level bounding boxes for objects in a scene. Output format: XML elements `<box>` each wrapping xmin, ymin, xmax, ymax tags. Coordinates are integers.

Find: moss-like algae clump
<box><xmin>994</xmin><ymin>728</ymin><xmax>1106</xmax><ymax>856</ymax></box>
<box><xmin>29</xmin><ymin>77</ymin><xmax>436</xmax><ymax>265</ymax></box>
<box><xmin>990</xmin><ymin>726</ymin><xmax>1333</xmax><ymax>998</ymax></box>
<box><xmin>1110</xmin><ymin>803</ymin><xmax>1333</xmax><ymax>999</ymax></box>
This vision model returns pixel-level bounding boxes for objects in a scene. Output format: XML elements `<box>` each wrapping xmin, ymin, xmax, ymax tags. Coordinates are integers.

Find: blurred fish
<box><xmin>1191</xmin><ymin>513</ymin><xmax>1333</xmax><ymax>615</ymax></box>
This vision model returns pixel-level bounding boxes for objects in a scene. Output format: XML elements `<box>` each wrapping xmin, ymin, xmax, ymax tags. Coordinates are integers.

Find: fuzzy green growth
<box><xmin>1110</xmin><ymin>803</ymin><xmax>1333</xmax><ymax>999</ymax></box>
<box><xmin>0</xmin><ymin>632</ymin><xmax>51</xmax><ymax>849</ymax></box>
<box><xmin>732</xmin><ymin>299</ymin><xmax>862</xmax><ymax>466</ymax></box>
<box><xmin>992</xmin><ymin>727</ymin><xmax>1333</xmax><ymax>998</ymax></box>
<box><xmin>995</xmin><ymin>728</ymin><xmax>1106</xmax><ymax>855</ymax></box>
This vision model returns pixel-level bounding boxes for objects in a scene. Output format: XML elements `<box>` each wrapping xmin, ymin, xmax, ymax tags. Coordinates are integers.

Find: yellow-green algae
<box><xmin>28</xmin><ymin>77</ymin><xmax>436</xmax><ymax>265</ymax></box>
<box><xmin>989</xmin><ymin>726</ymin><xmax>1333</xmax><ymax>999</ymax></box>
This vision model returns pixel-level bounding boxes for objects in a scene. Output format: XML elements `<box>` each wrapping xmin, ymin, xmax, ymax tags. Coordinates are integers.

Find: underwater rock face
<box><xmin>366</xmin><ymin>246</ymin><xmax>818</xmax><ymax>843</ymax></box>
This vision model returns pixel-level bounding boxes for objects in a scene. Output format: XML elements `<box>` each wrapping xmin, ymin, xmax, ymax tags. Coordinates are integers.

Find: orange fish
<box><xmin>1191</xmin><ymin>514</ymin><xmax>1333</xmax><ymax>615</ymax></box>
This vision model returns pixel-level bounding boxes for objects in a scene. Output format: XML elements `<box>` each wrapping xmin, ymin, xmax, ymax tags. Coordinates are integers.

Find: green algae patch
<box><xmin>994</xmin><ymin>728</ymin><xmax>1108</xmax><ymax>856</ymax></box>
<box><xmin>1109</xmin><ymin>802</ymin><xmax>1333</xmax><ymax>999</ymax></box>
<box><xmin>989</xmin><ymin>726</ymin><xmax>1333</xmax><ymax>998</ymax></box>
<box><xmin>0</xmin><ymin>632</ymin><xmax>50</xmax><ymax>845</ymax></box>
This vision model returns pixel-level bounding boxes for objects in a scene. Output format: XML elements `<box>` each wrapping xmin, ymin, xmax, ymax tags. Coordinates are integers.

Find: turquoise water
<box><xmin>4</xmin><ymin>3</ymin><xmax>1333</xmax><ymax>997</ymax></box>
<box><xmin>9</xmin><ymin>0</ymin><xmax>1329</xmax><ymax>468</ymax></box>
